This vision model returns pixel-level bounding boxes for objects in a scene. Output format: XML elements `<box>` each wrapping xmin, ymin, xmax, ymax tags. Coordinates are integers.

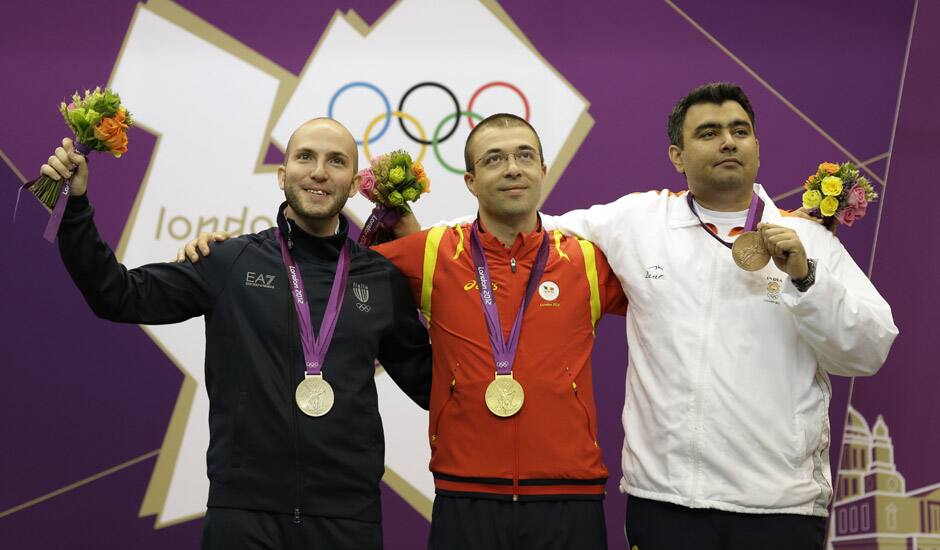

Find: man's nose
<box><xmin>310</xmin><ymin>161</ymin><xmax>328</xmax><ymax>180</ymax></box>
<box><xmin>719</xmin><ymin>131</ymin><xmax>737</xmax><ymax>152</ymax></box>
<box><xmin>504</xmin><ymin>155</ymin><xmax>522</xmax><ymax>177</ymax></box>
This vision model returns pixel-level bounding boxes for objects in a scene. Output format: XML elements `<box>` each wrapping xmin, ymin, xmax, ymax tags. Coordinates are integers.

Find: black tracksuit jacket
<box><xmin>58</xmin><ymin>196</ymin><xmax>432</xmax><ymax>523</ymax></box>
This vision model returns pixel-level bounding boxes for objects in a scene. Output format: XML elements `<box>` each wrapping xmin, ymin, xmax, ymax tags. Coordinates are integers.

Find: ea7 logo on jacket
<box><xmin>245</xmin><ymin>271</ymin><xmax>276</xmax><ymax>289</ymax></box>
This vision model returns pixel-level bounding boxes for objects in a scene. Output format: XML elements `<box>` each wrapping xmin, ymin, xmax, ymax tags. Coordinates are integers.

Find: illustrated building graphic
<box><xmin>829</xmin><ymin>406</ymin><xmax>940</xmax><ymax>549</ymax></box>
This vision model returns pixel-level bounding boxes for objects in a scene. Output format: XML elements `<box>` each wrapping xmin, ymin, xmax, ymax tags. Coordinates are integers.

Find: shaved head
<box><xmin>285</xmin><ymin>117</ymin><xmax>359</xmax><ymax>172</ymax></box>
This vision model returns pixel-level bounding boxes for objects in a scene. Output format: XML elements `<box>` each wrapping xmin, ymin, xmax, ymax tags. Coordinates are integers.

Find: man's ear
<box><xmin>277</xmin><ymin>165</ymin><xmax>287</xmax><ymax>190</ymax></box>
<box><xmin>348</xmin><ymin>172</ymin><xmax>361</xmax><ymax>198</ymax></box>
<box><xmin>464</xmin><ymin>171</ymin><xmax>478</xmax><ymax>198</ymax></box>
<box><xmin>755</xmin><ymin>137</ymin><xmax>760</xmax><ymax>172</ymax></box>
<box><xmin>667</xmin><ymin>145</ymin><xmax>685</xmax><ymax>175</ymax></box>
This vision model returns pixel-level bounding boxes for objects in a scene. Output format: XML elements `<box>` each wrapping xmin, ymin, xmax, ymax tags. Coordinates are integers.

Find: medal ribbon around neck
<box><xmin>686</xmin><ymin>191</ymin><xmax>764</xmax><ymax>249</ymax></box>
<box><xmin>275</xmin><ymin>229</ymin><xmax>349</xmax><ymax>376</ymax></box>
<box><xmin>468</xmin><ymin>221</ymin><xmax>550</xmax><ymax>376</ymax></box>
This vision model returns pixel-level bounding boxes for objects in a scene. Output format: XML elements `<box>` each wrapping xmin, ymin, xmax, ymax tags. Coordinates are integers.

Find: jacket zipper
<box><xmin>431</xmin><ymin>376</ymin><xmax>457</xmax><ymax>441</ymax></box>
<box><xmin>689</xmin><ymin>247</ymin><xmax>719</xmax><ymax>506</ymax></box>
<box><xmin>287</xmin><ymin>273</ymin><xmax>303</xmax><ymax>525</ymax></box>
<box><xmin>512</xmin><ymin>415</ymin><xmax>520</xmax><ymax>501</ymax></box>
<box><xmin>572</xmin><ymin>382</ymin><xmax>598</xmax><ymax>447</ymax></box>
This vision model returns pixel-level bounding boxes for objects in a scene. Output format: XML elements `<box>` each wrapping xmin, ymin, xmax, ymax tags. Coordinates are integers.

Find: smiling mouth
<box><xmin>304</xmin><ymin>188</ymin><xmax>330</xmax><ymax>196</ymax></box>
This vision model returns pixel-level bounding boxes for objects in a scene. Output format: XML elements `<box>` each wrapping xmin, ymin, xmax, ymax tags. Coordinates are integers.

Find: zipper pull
<box><xmin>293</xmin><ymin>507</ymin><xmax>301</xmax><ymax>524</ymax></box>
<box><xmin>510</xmin><ymin>257</ymin><xmax>517</xmax><ymax>273</ymax></box>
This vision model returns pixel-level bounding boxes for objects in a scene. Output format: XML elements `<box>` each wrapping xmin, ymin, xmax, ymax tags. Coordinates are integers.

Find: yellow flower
<box><xmin>802</xmin><ymin>189</ymin><xmax>822</xmax><ymax>209</ymax></box>
<box><xmin>818</xmin><ymin>162</ymin><xmax>840</xmax><ymax>175</ymax></box>
<box><xmin>820</xmin><ymin>196</ymin><xmax>839</xmax><ymax>217</ymax></box>
<box><xmin>388</xmin><ymin>166</ymin><xmax>405</xmax><ymax>184</ymax></box>
<box><xmin>820</xmin><ymin>175</ymin><xmax>843</xmax><ymax>196</ymax></box>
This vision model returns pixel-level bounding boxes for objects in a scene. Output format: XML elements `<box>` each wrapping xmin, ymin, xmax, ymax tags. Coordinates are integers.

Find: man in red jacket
<box><xmin>183</xmin><ymin>114</ymin><xmax>627</xmax><ymax>549</ymax></box>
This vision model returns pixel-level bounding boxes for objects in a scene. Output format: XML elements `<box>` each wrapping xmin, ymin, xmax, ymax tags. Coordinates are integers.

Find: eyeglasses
<box><xmin>473</xmin><ymin>150</ymin><xmax>541</xmax><ymax>170</ymax></box>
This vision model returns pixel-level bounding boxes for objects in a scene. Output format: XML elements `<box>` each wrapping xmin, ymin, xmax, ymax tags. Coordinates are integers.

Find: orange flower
<box><xmin>94</xmin><ymin>108</ymin><xmax>130</xmax><ymax>157</ymax></box>
<box><xmin>412</xmin><ymin>161</ymin><xmax>426</xmax><ymax>181</ymax></box>
<box><xmin>818</xmin><ymin>162</ymin><xmax>839</xmax><ymax>175</ymax></box>
<box><xmin>419</xmin><ymin>176</ymin><xmax>430</xmax><ymax>193</ymax></box>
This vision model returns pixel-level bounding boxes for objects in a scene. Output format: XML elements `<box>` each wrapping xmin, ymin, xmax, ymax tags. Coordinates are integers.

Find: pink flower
<box><xmin>846</xmin><ymin>184</ymin><xmax>868</xmax><ymax>208</ymax></box>
<box><xmin>358</xmin><ymin>168</ymin><xmax>377</xmax><ymax>201</ymax></box>
<box><xmin>836</xmin><ymin>202</ymin><xmax>868</xmax><ymax>227</ymax></box>
<box><xmin>836</xmin><ymin>207</ymin><xmax>857</xmax><ymax>226</ymax></box>
<box><xmin>67</xmin><ymin>102</ymin><xmax>76</xmax><ymax>111</ymax></box>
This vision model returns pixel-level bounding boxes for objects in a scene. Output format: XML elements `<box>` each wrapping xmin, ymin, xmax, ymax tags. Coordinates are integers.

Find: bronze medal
<box><xmin>295</xmin><ymin>374</ymin><xmax>335</xmax><ymax>417</ymax></box>
<box><xmin>731</xmin><ymin>231</ymin><xmax>771</xmax><ymax>271</ymax></box>
<box><xmin>485</xmin><ymin>373</ymin><xmax>525</xmax><ymax>417</ymax></box>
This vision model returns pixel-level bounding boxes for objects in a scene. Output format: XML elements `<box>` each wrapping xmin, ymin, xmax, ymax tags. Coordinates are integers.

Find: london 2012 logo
<box><xmin>110</xmin><ymin>0</ymin><xmax>591</xmax><ymax>526</ymax></box>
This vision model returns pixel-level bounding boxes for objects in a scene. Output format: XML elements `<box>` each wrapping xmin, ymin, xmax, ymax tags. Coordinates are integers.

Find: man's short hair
<box><xmin>667</xmin><ymin>82</ymin><xmax>756</xmax><ymax>147</ymax></box>
<box><xmin>464</xmin><ymin>113</ymin><xmax>544</xmax><ymax>172</ymax></box>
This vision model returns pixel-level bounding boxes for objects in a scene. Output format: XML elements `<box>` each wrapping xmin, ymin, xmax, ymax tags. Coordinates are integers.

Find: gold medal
<box><xmin>485</xmin><ymin>373</ymin><xmax>525</xmax><ymax>417</ymax></box>
<box><xmin>295</xmin><ymin>374</ymin><xmax>334</xmax><ymax>417</ymax></box>
<box><xmin>731</xmin><ymin>231</ymin><xmax>771</xmax><ymax>271</ymax></box>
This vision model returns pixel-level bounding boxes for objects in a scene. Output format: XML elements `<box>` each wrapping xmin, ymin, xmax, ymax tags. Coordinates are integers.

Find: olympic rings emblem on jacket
<box><xmin>328</xmin><ymin>81</ymin><xmax>530</xmax><ymax>174</ymax></box>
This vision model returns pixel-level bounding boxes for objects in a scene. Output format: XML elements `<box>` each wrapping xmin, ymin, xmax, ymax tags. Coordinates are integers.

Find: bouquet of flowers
<box><xmin>17</xmin><ymin>87</ymin><xmax>133</xmax><ymax>242</ymax></box>
<box><xmin>801</xmin><ymin>162</ymin><xmax>877</xmax><ymax>230</ymax></box>
<box><xmin>356</xmin><ymin>150</ymin><xmax>430</xmax><ymax>245</ymax></box>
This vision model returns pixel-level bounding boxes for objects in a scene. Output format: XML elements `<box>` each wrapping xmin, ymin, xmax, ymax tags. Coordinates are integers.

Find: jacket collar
<box><xmin>276</xmin><ymin>201</ymin><xmax>348</xmax><ymax>261</ymax></box>
<box><xmin>668</xmin><ymin>183</ymin><xmax>780</xmax><ymax>229</ymax></box>
<box><xmin>474</xmin><ymin>214</ymin><xmax>545</xmax><ymax>258</ymax></box>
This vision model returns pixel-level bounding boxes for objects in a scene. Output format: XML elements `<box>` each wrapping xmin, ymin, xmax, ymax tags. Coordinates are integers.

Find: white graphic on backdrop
<box><xmin>271</xmin><ymin>0</ymin><xmax>587</xmax><ymax>225</ymax></box>
<box><xmin>111</xmin><ymin>0</ymin><xmax>588</xmax><ymax>526</ymax></box>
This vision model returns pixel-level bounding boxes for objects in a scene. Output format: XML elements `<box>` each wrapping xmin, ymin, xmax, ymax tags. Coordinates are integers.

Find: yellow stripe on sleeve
<box><xmin>421</xmin><ymin>226</ymin><xmax>447</xmax><ymax>324</ymax></box>
<box><xmin>578</xmin><ymin>240</ymin><xmax>601</xmax><ymax>329</ymax></box>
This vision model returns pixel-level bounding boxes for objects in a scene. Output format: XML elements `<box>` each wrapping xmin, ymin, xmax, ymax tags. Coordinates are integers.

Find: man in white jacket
<box><xmin>181</xmin><ymin>84</ymin><xmax>898</xmax><ymax>549</ymax></box>
<box><xmin>545</xmin><ymin>82</ymin><xmax>898</xmax><ymax>549</ymax></box>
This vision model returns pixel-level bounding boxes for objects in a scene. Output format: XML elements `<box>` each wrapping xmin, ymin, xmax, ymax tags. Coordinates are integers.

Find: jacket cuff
<box><xmin>781</xmin><ymin>259</ymin><xmax>826</xmax><ymax>308</ymax></box>
<box><xmin>62</xmin><ymin>193</ymin><xmax>92</xmax><ymax>221</ymax></box>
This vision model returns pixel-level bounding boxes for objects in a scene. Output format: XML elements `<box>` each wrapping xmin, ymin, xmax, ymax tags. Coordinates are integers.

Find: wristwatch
<box><xmin>792</xmin><ymin>258</ymin><xmax>817</xmax><ymax>292</ymax></box>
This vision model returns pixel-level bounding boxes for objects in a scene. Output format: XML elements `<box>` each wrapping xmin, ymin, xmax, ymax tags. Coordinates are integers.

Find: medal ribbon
<box><xmin>468</xmin><ymin>221</ymin><xmax>550</xmax><ymax>376</ymax></box>
<box><xmin>356</xmin><ymin>206</ymin><xmax>402</xmax><ymax>246</ymax></box>
<box><xmin>686</xmin><ymin>191</ymin><xmax>764</xmax><ymax>250</ymax></box>
<box><xmin>276</xmin><ymin>229</ymin><xmax>349</xmax><ymax>376</ymax></box>
<box><xmin>13</xmin><ymin>142</ymin><xmax>92</xmax><ymax>243</ymax></box>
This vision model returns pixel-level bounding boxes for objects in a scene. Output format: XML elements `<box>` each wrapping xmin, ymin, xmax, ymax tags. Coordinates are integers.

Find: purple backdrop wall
<box><xmin>1</xmin><ymin>1</ymin><xmax>931</xmax><ymax>548</ymax></box>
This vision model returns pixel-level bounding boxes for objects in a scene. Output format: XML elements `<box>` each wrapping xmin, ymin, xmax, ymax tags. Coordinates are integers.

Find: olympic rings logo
<box><xmin>328</xmin><ymin>81</ymin><xmax>531</xmax><ymax>174</ymax></box>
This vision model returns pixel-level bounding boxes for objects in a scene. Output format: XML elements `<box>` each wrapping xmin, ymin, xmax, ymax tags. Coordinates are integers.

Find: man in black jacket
<box><xmin>39</xmin><ymin>118</ymin><xmax>432</xmax><ymax>550</ymax></box>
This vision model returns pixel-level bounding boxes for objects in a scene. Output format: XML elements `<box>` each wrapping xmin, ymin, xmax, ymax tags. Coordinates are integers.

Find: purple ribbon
<box><xmin>356</xmin><ymin>206</ymin><xmax>402</xmax><ymax>246</ymax></box>
<box><xmin>276</xmin><ymin>229</ymin><xmax>349</xmax><ymax>376</ymax></box>
<box><xmin>14</xmin><ymin>142</ymin><xmax>92</xmax><ymax>243</ymax></box>
<box><xmin>686</xmin><ymin>191</ymin><xmax>764</xmax><ymax>250</ymax></box>
<box><xmin>468</xmin><ymin>221</ymin><xmax>550</xmax><ymax>375</ymax></box>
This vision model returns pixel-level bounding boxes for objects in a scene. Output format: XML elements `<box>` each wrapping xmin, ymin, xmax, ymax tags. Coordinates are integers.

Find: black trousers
<box><xmin>624</xmin><ymin>496</ymin><xmax>826</xmax><ymax>550</ymax></box>
<box><xmin>201</xmin><ymin>506</ymin><xmax>382</xmax><ymax>550</ymax></box>
<box><xmin>428</xmin><ymin>495</ymin><xmax>608</xmax><ymax>550</ymax></box>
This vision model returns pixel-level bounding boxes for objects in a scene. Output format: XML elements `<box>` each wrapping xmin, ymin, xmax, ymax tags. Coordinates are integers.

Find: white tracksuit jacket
<box><xmin>544</xmin><ymin>184</ymin><xmax>898</xmax><ymax>516</ymax></box>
